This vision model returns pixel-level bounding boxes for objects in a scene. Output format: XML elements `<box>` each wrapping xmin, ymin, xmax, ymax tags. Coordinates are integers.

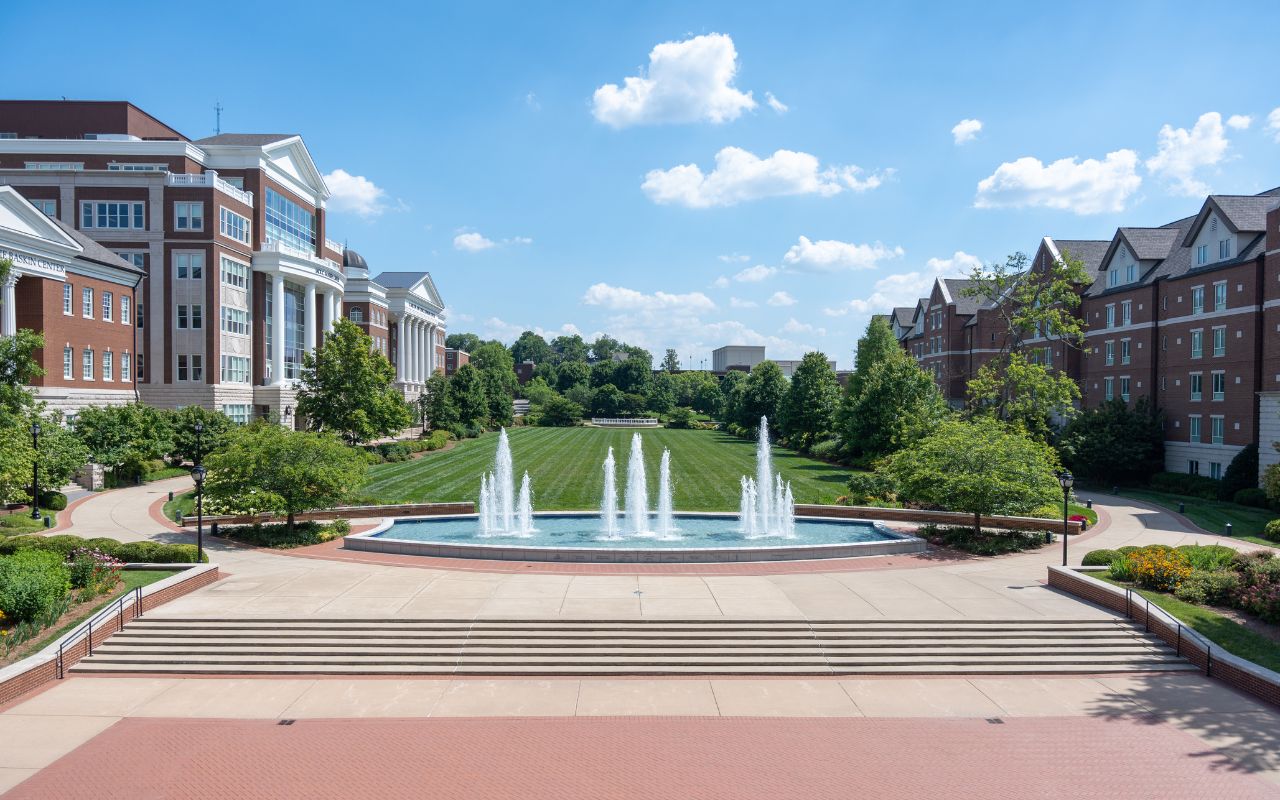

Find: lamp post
<box><xmin>193</xmin><ymin>421</ymin><xmax>204</xmax><ymax>467</ymax></box>
<box><xmin>191</xmin><ymin>465</ymin><xmax>207</xmax><ymax>565</ymax></box>
<box><xmin>29</xmin><ymin>422</ymin><xmax>41</xmax><ymax>520</ymax></box>
<box><xmin>1058</xmin><ymin>470</ymin><xmax>1074</xmax><ymax>567</ymax></box>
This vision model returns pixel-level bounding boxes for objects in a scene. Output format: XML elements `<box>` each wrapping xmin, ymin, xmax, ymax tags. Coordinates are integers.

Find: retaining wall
<box><xmin>797</xmin><ymin>504</ymin><xmax>1083</xmax><ymax>535</ymax></box>
<box><xmin>180</xmin><ymin>502</ymin><xmax>474</xmax><ymax>527</ymax></box>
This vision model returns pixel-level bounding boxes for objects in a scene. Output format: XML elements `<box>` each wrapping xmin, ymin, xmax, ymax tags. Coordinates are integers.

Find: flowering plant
<box><xmin>1127</xmin><ymin>546</ymin><xmax>1190</xmax><ymax>592</ymax></box>
<box><xmin>67</xmin><ymin>548</ymin><xmax>124</xmax><ymax>594</ymax></box>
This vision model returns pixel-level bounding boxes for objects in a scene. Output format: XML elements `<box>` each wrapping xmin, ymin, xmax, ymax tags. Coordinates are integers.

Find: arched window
<box><xmin>349</xmin><ymin>307</ymin><xmax>364</xmax><ymax>323</ymax></box>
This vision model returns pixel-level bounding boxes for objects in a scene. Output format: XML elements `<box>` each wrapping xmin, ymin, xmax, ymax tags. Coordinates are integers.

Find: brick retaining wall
<box><xmin>0</xmin><ymin>564</ymin><xmax>219</xmax><ymax>708</ymax></box>
<box><xmin>1048</xmin><ymin>566</ymin><xmax>1280</xmax><ymax>709</ymax></box>
<box><xmin>180</xmin><ymin>502</ymin><xmax>474</xmax><ymax>527</ymax></box>
<box><xmin>798</xmin><ymin>505</ymin><xmax>1083</xmax><ymax>535</ymax></box>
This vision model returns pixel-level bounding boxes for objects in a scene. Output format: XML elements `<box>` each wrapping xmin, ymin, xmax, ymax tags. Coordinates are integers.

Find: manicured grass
<box><xmin>163</xmin><ymin>490</ymin><xmax>196</xmax><ymax>522</ymax></box>
<box><xmin>1069</xmin><ymin>503</ymin><xmax>1098</xmax><ymax>526</ymax></box>
<box><xmin>362</xmin><ymin>427</ymin><xmax>853</xmax><ymax>512</ymax></box>
<box><xmin>1117</xmin><ymin>488</ymin><xmax>1275</xmax><ymax>545</ymax></box>
<box><xmin>0</xmin><ymin>511</ymin><xmax>55</xmax><ymax>535</ymax></box>
<box><xmin>1101</xmin><ymin>577</ymin><xmax>1280</xmax><ymax>673</ymax></box>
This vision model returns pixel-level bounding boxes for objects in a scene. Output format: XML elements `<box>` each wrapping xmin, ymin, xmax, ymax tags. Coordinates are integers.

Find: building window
<box><xmin>121</xmin><ymin>350</ymin><xmax>131</xmax><ymax>382</ymax></box>
<box><xmin>1190</xmin><ymin>373</ymin><xmax>1203</xmax><ymax>401</ymax></box>
<box><xmin>1189</xmin><ymin>459</ymin><xmax>1200</xmax><ymax>475</ymax></box>
<box><xmin>1120</xmin><ymin>339</ymin><xmax>1131</xmax><ymax>365</ymax></box>
<box><xmin>26</xmin><ymin>162</ymin><xmax>82</xmax><ymax>171</ymax></box>
<box><xmin>107</xmin><ymin>162</ymin><xmax>165</xmax><ymax>172</ymax></box>
<box><xmin>1121</xmin><ymin>300</ymin><xmax>1131</xmax><ymax>326</ymax></box>
<box><xmin>1105</xmin><ymin>305</ymin><xmax>1115</xmax><ymax>328</ymax></box>
<box><xmin>62</xmin><ymin>284</ymin><xmax>72</xmax><ymax>315</ymax></box>
<box><xmin>1212</xmin><ymin>327</ymin><xmax>1226</xmax><ymax>357</ymax></box>
<box><xmin>1196</xmin><ymin>245</ymin><xmax>1208</xmax><ymax>265</ymax></box>
<box><xmin>1120</xmin><ymin>377</ymin><xmax>1131</xmax><ymax>402</ymax></box>
<box><xmin>1212</xmin><ymin>371</ymin><xmax>1225</xmax><ymax>401</ymax></box>
<box><xmin>80</xmin><ymin>201</ymin><xmax>144</xmax><ymax>230</ymax></box>
<box><xmin>30</xmin><ymin>199</ymin><xmax>56</xmax><ymax>217</ymax></box>
<box><xmin>220</xmin><ymin>256</ymin><xmax>248</xmax><ymax>289</ymax></box>
<box><xmin>63</xmin><ymin>347</ymin><xmax>73</xmax><ymax>379</ymax></box>
<box><xmin>1219</xmin><ymin>239</ymin><xmax>1232</xmax><ymax>260</ymax></box>
<box><xmin>1126</xmin><ymin>263</ymin><xmax>1136</xmax><ymax>283</ymax></box>
<box><xmin>219</xmin><ymin>207</ymin><xmax>252</xmax><ymax>244</ymax></box>
<box><xmin>1210</xmin><ymin>462</ymin><xmax>1223</xmax><ymax>480</ymax></box>
<box><xmin>191</xmin><ymin>305</ymin><xmax>202</xmax><ymax>329</ymax></box>
<box><xmin>264</xmin><ymin>188</ymin><xmax>316</xmax><ymax>254</ymax></box>
<box><xmin>175</xmin><ymin>252</ymin><xmax>203</xmax><ymax>280</ymax></box>
<box><xmin>175</xmin><ymin>201</ymin><xmax>204</xmax><ymax>231</ymax></box>
<box><xmin>102</xmin><ymin>291</ymin><xmax>112</xmax><ymax>322</ymax></box>
<box><xmin>121</xmin><ymin>296</ymin><xmax>130</xmax><ymax>325</ymax></box>
<box><xmin>137</xmin><ymin>302</ymin><xmax>144</xmax><ymax>328</ymax></box>
<box><xmin>113</xmin><ymin>251</ymin><xmax>146</xmax><ymax>269</ymax></box>
<box><xmin>284</xmin><ymin>286</ymin><xmax>305</xmax><ymax>379</ymax></box>
<box><xmin>221</xmin><ymin>307</ymin><xmax>250</xmax><ymax>335</ymax></box>
<box><xmin>177</xmin><ymin>354</ymin><xmax>204</xmax><ymax>382</ymax></box>
<box><xmin>137</xmin><ymin>353</ymin><xmax>145</xmax><ymax>382</ymax></box>
<box><xmin>177</xmin><ymin>305</ymin><xmax>188</xmax><ymax>329</ymax></box>
<box><xmin>220</xmin><ymin>355</ymin><xmax>250</xmax><ymax>383</ymax></box>
<box><xmin>1189</xmin><ymin>416</ymin><xmax>1202</xmax><ymax>441</ymax></box>
<box><xmin>176</xmin><ymin>305</ymin><xmax>202</xmax><ymax>329</ymax></box>
<box><xmin>1211</xmin><ymin>416</ymin><xmax>1224</xmax><ymax>445</ymax></box>
<box><xmin>102</xmin><ymin>350</ymin><xmax>113</xmax><ymax>382</ymax></box>
<box><xmin>349</xmin><ymin>307</ymin><xmax>364</xmax><ymax>323</ymax></box>
<box><xmin>82</xmin><ymin>287</ymin><xmax>93</xmax><ymax>318</ymax></box>
<box><xmin>82</xmin><ymin>348</ymin><xmax>94</xmax><ymax>380</ymax></box>
<box><xmin>1214</xmin><ymin>281</ymin><xmax>1227</xmax><ymax>311</ymax></box>
<box><xmin>1104</xmin><ymin>340</ymin><xmax>1115</xmax><ymax>366</ymax></box>
<box><xmin>1191</xmin><ymin>286</ymin><xmax>1205</xmax><ymax>315</ymax></box>
<box><xmin>222</xmin><ymin>404</ymin><xmax>251</xmax><ymax>425</ymax></box>
<box><xmin>1109</xmin><ymin>269</ymin><xmax>1119</xmax><ymax>288</ymax></box>
<box><xmin>1104</xmin><ymin>376</ymin><xmax>1114</xmax><ymax>401</ymax></box>
<box><xmin>1190</xmin><ymin>329</ymin><xmax>1203</xmax><ymax>359</ymax></box>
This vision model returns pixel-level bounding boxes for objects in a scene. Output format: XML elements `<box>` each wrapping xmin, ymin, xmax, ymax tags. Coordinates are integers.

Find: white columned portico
<box><xmin>420</xmin><ymin>321</ymin><xmax>429</xmax><ymax>379</ymax></box>
<box><xmin>396</xmin><ymin>316</ymin><xmax>406</xmax><ymax>381</ymax></box>
<box><xmin>271</xmin><ymin>276</ymin><xmax>286</xmax><ymax>384</ymax></box>
<box><xmin>416</xmin><ymin>321</ymin><xmax>426</xmax><ymax>382</ymax></box>
<box><xmin>409</xmin><ymin>319</ymin><xmax>419</xmax><ymax>383</ymax></box>
<box><xmin>304</xmin><ymin>282</ymin><xmax>317</xmax><ymax>354</ymax></box>
<box><xmin>1</xmin><ymin>276</ymin><xmax>16</xmax><ymax>337</ymax></box>
<box><xmin>324</xmin><ymin>293</ymin><xmax>336</xmax><ymax>336</ymax></box>
<box><xmin>426</xmin><ymin>323</ymin><xmax>436</xmax><ymax>375</ymax></box>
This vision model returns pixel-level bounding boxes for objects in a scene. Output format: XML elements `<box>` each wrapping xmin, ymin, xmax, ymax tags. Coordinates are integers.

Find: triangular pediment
<box><xmin>263</xmin><ymin>137</ymin><xmax>329</xmax><ymax>201</ymax></box>
<box><xmin>0</xmin><ymin>186</ymin><xmax>82</xmax><ymax>257</ymax></box>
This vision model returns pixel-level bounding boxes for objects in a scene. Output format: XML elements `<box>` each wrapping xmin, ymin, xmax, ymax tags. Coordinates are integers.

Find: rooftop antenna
<box><xmin>214</xmin><ymin>102</ymin><xmax>223</xmax><ymax>136</ymax></box>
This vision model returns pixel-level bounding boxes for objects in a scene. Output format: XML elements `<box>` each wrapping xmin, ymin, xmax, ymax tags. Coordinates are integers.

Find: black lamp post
<box><xmin>1058</xmin><ymin>470</ymin><xmax>1074</xmax><ymax>567</ymax></box>
<box><xmin>193</xmin><ymin>421</ymin><xmax>204</xmax><ymax>467</ymax></box>
<box><xmin>191</xmin><ymin>465</ymin><xmax>207</xmax><ymax>565</ymax></box>
<box><xmin>29</xmin><ymin>422</ymin><xmax>41</xmax><ymax>519</ymax></box>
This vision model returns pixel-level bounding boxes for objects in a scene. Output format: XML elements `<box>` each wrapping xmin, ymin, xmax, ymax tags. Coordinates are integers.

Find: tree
<box><xmin>881</xmin><ymin>416</ymin><xmax>1061</xmax><ymax>534</ymax></box>
<box><xmin>647</xmin><ymin>371</ymin><xmax>676</xmax><ymax>414</ymax></box>
<box><xmin>296</xmin><ymin>318</ymin><xmax>411</xmax><ymax>444</ymax></box>
<box><xmin>445</xmin><ymin>332</ymin><xmax>483</xmax><ymax>354</ymax></box>
<box><xmin>29</xmin><ymin>413</ymin><xmax>89</xmax><ymax>491</ymax></box>
<box><xmin>962</xmin><ymin>250</ymin><xmax>1091</xmax><ymax>438</ymax></box>
<box><xmin>718</xmin><ymin>370</ymin><xmax>747</xmax><ymax>423</ymax></box>
<box><xmin>522</xmin><ymin>377</ymin><xmax>558</xmax><ymax>407</ymax></box>
<box><xmin>511</xmin><ymin>331</ymin><xmax>553</xmax><ymax>365</ymax></box>
<box><xmin>537</xmin><ymin>395</ymin><xmax>583</xmax><ymax>427</ymax></box>
<box><xmin>590</xmin><ymin>334</ymin><xmax>622</xmax><ymax>363</ymax></box>
<box><xmin>1221</xmin><ymin>444</ymin><xmax>1259</xmax><ymax>500</ymax></box>
<box><xmin>550</xmin><ymin>334</ymin><xmax>589</xmax><ymax>363</ymax></box>
<box><xmin>691</xmin><ymin>375</ymin><xmax>722</xmax><ymax>415</ymax></box>
<box><xmin>555</xmin><ymin>360</ymin><xmax>591</xmax><ymax>393</ymax></box>
<box><xmin>421</xmin><ymin>372</ymin><xmax>458</xmax><ymax>431</ymax></box>
<box><xmin>167</xmin><ymin>405</ymin><xmax>234</xmax><ymax>465</ymax></box>
<box><xmin>739</xmin><ymin>361</ymin><xmax>788</xmax><ymax>431</ymax></box>
<box><xmin>0</xmin><ymin>328</ymin><xmax>44</xmax><ymax>422</ymax></box>
<box><xmin>591</xmin><ymin>384</ymin><xmax>625</xmax><ymax>417</ymax></box>
<box><xmin>847</xmin><ymin>316</ymin><xmax>899</xmax><ymax>401</ymax></box>
<box><xmin>590</xmin><ymin>360</ymin><xmax>616</xmax><ymax>388</ymax></box>
<box><xmin>781</xmin><ymin>352</ymin><xmax>840</xmax><ymax>451</ymax></box>
<box><xmin>74</xmin><ymin>404</ymin><xmax>173</xmax><ymax>477</ymax></box>
<box><xmin>612</xmin><ymin>355</ymin><xmax>651</xmax><ymax>396</ymax></box>
<box><xmin>204</xmin><ymin>423</ymin><xmax>365</xmax><ymax>532</ymax></box>
<box><xmin>841</xmin><ymin>354</ymin><xmax>946</xmax><ymax>461</ymax></box>
<box><xmin>661</xmin><ymin>349</ymin><xmax>681</xmax><ymax>372</ymax></box>
<box><xmin>470</xmin><ymin>341</ymin><xmax>519</xmax><ymax>425</ymax></box>
<box><xmin>448</xmin><ymin>364</ymin><xmax>489</xmax><ymax>428</ymax></box>
<box><xmin>1058</xmin><ymin>398</ymin><xmax>1164</xmax><ymax>487</ymax></box>
<box><xmin>0</xmin><ymin>412</ymin><xmax>87</xmax><ymax>505</ymax></box>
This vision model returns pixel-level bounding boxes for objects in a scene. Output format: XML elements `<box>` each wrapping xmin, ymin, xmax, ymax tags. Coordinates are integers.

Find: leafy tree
<box><xmin>661</xmin><ymin>349</ymin><xmax>681</xmax><ymax>372</ymax></box>
<box><xmin>591</xmin><ymin>384</ymin><xmax>625</xmax><ymax>417</ymax></box>
<box><xmin>781</xmin><ymin>352</ymin><xmax>840</xmax><ymax>451</ymax></box>
<box><xmin>550</xmin><ymin>334</ymin><xmax>589</xmax><ymax>363</ymax></box>
<box><xmin>420</xmin><ymin>372</ymin><xmax>458</xmax><ymax>431</ymax></box>
<box><xmin>962</xmin><ymin>250</ymin><xmax>1091</xmax><ymax>438</ymax></box>
<box><xmin>522</xmin><ymin>376</ymin><xmax>558</xmax><ymax>407</ymax></box>
<box><xmin>297</xmin><ymin>318</ymin><xmax>411</xmax><ymax>444</ymax></box>
<box><xmin>590</xmin><ymin>360</ymin><xmax>617</xmax><ymax>388</ymax></box>
<box><xmin>531</xmin><ymin>361</ymin><xmax>559</xmax><ymax>389</ymax></box>
<box><xmin>445</xmin><ymin>332</ymin><xmax>483</xmax><ymax>353</ymax></box>
<box><xmin>612</xmin><ymin>356</ymin><xmax>652</xmax><ymax>396</ymax></box>
<box><xmin>847</xmin><ymin>316</ymin><xmax>900</xmax><ymax>401</ymax></box>
<box><xmin>448</xmin><ymin>363</ymin><xmax>489</xmax><ymax>428</ymax></box>
<box><xmin>30</xmin><ymin>413</ymin><xmax>89</xmax><ymax>491</ymax></box>
<box><xmin>841</xmin><ymin>353</ymin><xmax>946</xmax><ymax>461</ymax></box>
<box><xmin>1221</xmin><ymin>443</ymin><xmax>1259</xmax><ymax>500</ymax></box>
<box><xmin>555</xmin><ymin>360</ymin><xmax>591</xmax><ymax>393</ymax></box>
<box><xmin>564</xmin><ymin>382</ymin><xmax>594</xmax><ymax>410</ymax></box>
<box><xmin>511</xmin><ymin>331</ymin><xmax>553</xmax><ymax>365</ymax></box>
<box><xmin>536</xmin><ymin>394</ymin><xmax>583</xmax><ymax>427</ymax></box>
<box><xmin>74</xmin><ymin>404</ymin><xmax>173</xmax><ymax>477</ymax></box>
<box><xmin>647</xmin><ymin>371</ymin><xmax>676</xmax><ymax>414</ymax></box>
<box><xmin>881</xmin><ymin>416</ymin><xmax>1062</xmax><ymax>534</ymax></box>
<box><xmin>691</xmin><ymin>375</ymin><xmax>723</xmax><ymax>415</ymax></box>
<box><xmin>589</xmin><ymin>335</ymin><xmax>622</xmax><ymax>363</ymax></box>
<box><xmin>1058</xmin><ymin>398</ymin><xmax>1164</xmax><ymax>487</ymax></box>
<box><xmin>718</xmin><ymin>370</ymin><xmax>747</xmax><ymax>423</ymax></box>
<box><xmin>204</xmin><ymin>423</ymin><xmax>366</xmax><ymax>532</ymax></box>
<box><xmin>168</xmin><ymin>405</ymin><xmax>233</xmax><ymax>465</ymax></box>
<box><xmin>739</xmin><ymin>361</ymin><xmax>788</xmax><ymax>431</ymax></box>
<box><xmin>0</xmin><ymin>412</ymin><xmax>88</xmax><ymax>505</ymax></box>
<box><xmin>0</xmin><ymin>328</ymin><xmax>44</xmax><ymax>422</ymax></box>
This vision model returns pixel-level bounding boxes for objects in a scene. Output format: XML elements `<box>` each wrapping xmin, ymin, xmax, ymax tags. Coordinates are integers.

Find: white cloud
<box><xmin>718</xmin><ymin>253</ymin><xmax>750</xmax><ymax>263</ymax></box>
<box><xmin>323</xmin><ymin>169</ymin><xmax>390</xmax><ymax>217</ymax></box>
<box><xmin>582</xmin><ymin>283</ymin><xmax>716</xmax><ymax>313</ymax></box>
<box><xmin>974</xmin><ymin>149</ymin><xmax>1141</xmax><ymax>215</ymax></box>
<box><xmin>951</xmin><ymin>118</ymin><xmax>982</xmax><ymax>145</ymax></box>
<box><xmin>454</xmin><ymin>232</ymin><xmax>497</xmax><ymax>252</ymax></box>
<box><xmin>1145</xmin><ymin>112</ymin><xmax>1229</xmax><ymax>196</ymax></box>
<box><xmin>711</xmin><ymin>275</ymin><xmax>731</xmax><ymax>289</ymax></box>
<box><xmin>782</xmin><ymin>318</ymin><xmax>825</xmax><ymax>336</ymax></box>
<box><xmin>729</xmin><ymin>297</ymin><xmax>758</xmax><ymax>309</ymax></box>
<box><xmin>642</xmin><ymin>146</ymin><xmax>890</xmax><ymax>208</ymax></box>
<box><xmin>525</xmin><ymin>92</ymin><xmax>541</xmax><ymax>111</ymax></box>
<box><xmin>767</xmin><ymin>291</ymin><xmax>797</xmax><ymax>307</ymax></box>
<box><xmin>765</xmin><ymin>92</ymin><xmax>788</xmax><ymax>114</ymax></box>
<box><xmin>782</xmin><ymin>236</ymin><xmax>904</xmax><ymax>272</ymax></box>
<box><xmin>733</xmin><ymin>264</ymin><xmax>777</xmax><ymax>282</ymax></box>
<box><xmin>592</xmin><ymin>33</ymin><xmax>756</xmax><ymax>128</ymax></box>
<box><xmin>1267</xmin><ymin>108</ymin><xmax>1280</xmax><ymax>142</ymax></box>
<box><xmin>1227</xmin><ymin>114</ymin><xmax>1252</xmax><ymax>130</ymax></box>
<box><xmin>823</xmin><ymin>250</ymin><xmax>982</xmax><ymax>317</ymax></box>
<box><xmin>483</xmin><ymin>317</ymin><xmax>580</xmax><ymax>344</ymax></box>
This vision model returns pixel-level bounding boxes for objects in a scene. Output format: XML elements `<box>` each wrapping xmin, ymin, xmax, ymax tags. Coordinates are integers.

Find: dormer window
<box><xmin>1219</xmin><ymin>239</ymin><xmax>1232</xmax><ymax>260</ymax></box>
<box><xmin>1108</xmin><ymin>269</ymin><xmax>1119</xmax><ymax>287</ymax></box>
<box><xmin>1126</xmin><ymin>263</ymin><xmax>1136</xmax><ymax>283</ymax></box>
<box><xmin>1196</xmin><ymin>244</ymin><xmax>1208</xmax><ymax>265</ymax></box>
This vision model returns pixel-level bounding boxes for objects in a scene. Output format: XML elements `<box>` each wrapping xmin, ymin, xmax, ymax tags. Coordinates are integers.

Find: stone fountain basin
<box><xmin>344</xmin><ymin>512</ymin><xmax>926</xmax><ymax>563</ymax></box>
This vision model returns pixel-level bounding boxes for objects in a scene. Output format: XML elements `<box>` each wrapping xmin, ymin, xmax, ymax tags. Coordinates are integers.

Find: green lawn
<box><xmin>1117</xmin><ymin>488</ymin><xmax>1275</xmax><ymax>545</ymax></box>
<box><xmin>163</xmin><ymin>490</ymin><xmax>196</xmax><ymax>522</ymax></box>
<box><xmin>362</xmin><ymin>427</ymin><xmax>853</xmax><ymax>511</ymax></box>
<box><xmin>0</xmin><ymin>511</ymin><xmax>54</xmax><ymax>535</ymax></box>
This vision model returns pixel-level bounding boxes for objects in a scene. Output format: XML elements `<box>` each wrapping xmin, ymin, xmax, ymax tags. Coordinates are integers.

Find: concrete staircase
<box><xmin>68</xmin><ymin>618</ymin><xmax>1198</xmax><ymax>676</ymax></box>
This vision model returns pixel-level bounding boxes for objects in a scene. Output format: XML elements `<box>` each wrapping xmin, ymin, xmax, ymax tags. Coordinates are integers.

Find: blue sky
<box><xmin>6</xmin><ymin>0</ymin><xmax>1280</xmax><ymax>367</ymax></box>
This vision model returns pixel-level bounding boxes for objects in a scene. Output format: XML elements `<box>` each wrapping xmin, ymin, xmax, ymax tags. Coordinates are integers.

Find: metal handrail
<box><xmin>55</xmin><ymin>586</ymin><xmax>142</xmax><ymax>679</ymax></box>
<box><xmin>1123</xmin><ymin>587</ymin><xmax>1214</xmax><ymax>676</ymax></box>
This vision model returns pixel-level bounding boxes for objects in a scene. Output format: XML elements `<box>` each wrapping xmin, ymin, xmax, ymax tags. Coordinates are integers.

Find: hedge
<box><xmin>0</xmin><ymin>534</ymin><xmax>206</xmax><ymax>563</ymax></box>
<box><xmin>0</xmin><ymin>550</ymin><xmax>70</xmax><ymax>623</ymax></box>
<box><xmin>1149</xmin><ymin>471</ymin><xmax>1222</xmax><ymax>500</ymax></box>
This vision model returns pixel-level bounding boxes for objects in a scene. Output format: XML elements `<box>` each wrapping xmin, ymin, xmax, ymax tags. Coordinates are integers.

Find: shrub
<box><xmin>1220</xmin><ymin>443</ymin><xmax>1259</xmax><ymax>501</ymax></box>
<box><xmin>1264</xmin><ymin>519</ymin><xmax>1280</xmax><ymax>543</ymax></box>
<box><xmin>1234</xmin><ymin>488</ymin><xmax>1270</xmax><ymax>509</ymax></box>
<box><xmin>67</xmin><ymin>548</ymin><xmax>123</xmax><ymax>593</ymax></box>
<box><xmin>35</xmin><ymin>535</ymin><xmax>87</xmax><ymax>556</ymax></box>
<box><xmin>1232</xmin><ymin>557</ymin><xmax>1280</xmax><ymax>624</ymax></box>
<box><xmin>1117</xmin><ymin>546</ymin><xmax>1142</xmax><ymax>556</ymax></box>
<box><xmin>38</xmin><ymin>491</ymin><xmax>68</xmax><ymax>511</ymax></box>
<box><xmin>1175</xmin><ymin>544</ymin><xmax>1237</xmax><ymax>571</ymax></box>
<box><xmin>808</xmin><ymin>437</ymin><xmax>842</xmax><ymax>460</ymax></box>
<box><xmin>114</xmin><ymin>541</ymin><xmax>160</xmax><ymax>563</ymax></box>
<box><xmin>664</xmin><ymin>407</ymin><xmax>695</xmax><ymax>430</ymax></box>
<box><xmin>845</xmin><ymin>472</ymin><xmax>898</xmax><ymax>505</ymax></box>
<box><xmin>1108</xmin><ymin>554</ymin><xmax>1135</xmax><ymax>581</ymax></box>
<box><xmin>1127</xmin><ymin>545</ymin><xmax>1191</xmax><ymax>591</ymax></box>
<box><xmin>1174</xmin><ymin>569</ymin><xmax>1239</xmax><ymax>606</ymax></box>
<box><xmin>916</xmin><ymin>525</ymin><xmax>1044</xmax><ymax>556</ymax></box>
<box><xmin>1149</xmin><ymin>472</ymin><xmax>1221</xmax><ymax>500</ymax></box>
<box><xmin>1082</xmin><ymin>549</ymin><xmax>1119</xmax><ymax>567</ymax></box>
<box><xmin>216</xmin><ymin>520</ymin><xmax>347</xmax><ymax>549</ymax></box>
<box><xmin>147</xmin><ymin>544</ymin><xmax>202</xmax><ymax>563</ymax></box>
<box><xmin>0</xmin><ymin>550</ymin><xmax>70</xmax><ymax>623</ymax></box>
<box><xmin>375</xmin><ymin>442</ymin><xmax>410</xmax><ymax>462</ymax></box>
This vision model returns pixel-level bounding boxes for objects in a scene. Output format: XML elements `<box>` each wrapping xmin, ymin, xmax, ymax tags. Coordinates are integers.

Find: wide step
<box><xmin>69</xmin><ymin>618</ymin><xmax>1196</xmax><ymax>676</ymax></box>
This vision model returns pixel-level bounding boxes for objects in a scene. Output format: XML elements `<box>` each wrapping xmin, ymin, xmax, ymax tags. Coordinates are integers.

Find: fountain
<box><xmin>600</xmin><ymin>447</ymin><xmax>620</xmax><ymax>538</ymax></box>
<box><xmin>625</xmin><ymin>432</ymin><xmax>650</xmax><ymax>536</ymax></box>
<box><xmin>477</xmin><ymin>428</ymin><xmax>535</xmax><ymax>537</ymax></box>
<box><xmin>655</xmin><ymin>448</ymin><xmax>675</xmax><ymax>538</ymax></box>
<box><xmin>738</xmin><ymin>417</ymin><xmax>795</xmax><ymax>537</ymax></box>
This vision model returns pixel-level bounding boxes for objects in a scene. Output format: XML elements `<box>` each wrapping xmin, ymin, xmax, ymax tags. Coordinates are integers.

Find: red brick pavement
<box><xmin>7</xmin><ymin>712</ymin><xmax>1272</xmax><ymax>799</ymax></box>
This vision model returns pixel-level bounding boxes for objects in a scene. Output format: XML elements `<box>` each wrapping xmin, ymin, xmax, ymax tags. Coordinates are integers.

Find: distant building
<box><xmin>773</xmin><ymin>358</ymin><xmax>837</xmax><ymax>378</ymax></box>
<box><xmin>444</xmin><ymin>348</ymin><xmax>469</xmax><ymax>376</ymax></box>
<box><xmin>514</xmin><ymin>360</ymin><xmax>536</xmax><ymax>384</ymax></box>
<box><xmin>712</xmin><ymin>345</ymin><xmax>765</xmax><ymax>373</ymax></box>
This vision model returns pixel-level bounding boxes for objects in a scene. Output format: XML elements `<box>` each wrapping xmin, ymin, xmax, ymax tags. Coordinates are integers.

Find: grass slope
<box><xmin>362</xmin><ymin>427</ymin><xmax>852</xmax><ymax>512</ymax></box>
<box><xmin>1117</xmin><ymin>488</ymin><xmax>1275</xmax><ymax>545</ymax></box>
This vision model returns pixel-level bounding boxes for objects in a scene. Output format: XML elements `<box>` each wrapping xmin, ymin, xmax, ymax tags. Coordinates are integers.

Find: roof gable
<box><xmin>1182</xmin><ymin>194</ymin><xmax>1279</xmax><ymax>246</ymax></box>
<box><xmin>0</xmin><ymin>186</ymin><xmax>82</xmax><ymax>257</ymax></box>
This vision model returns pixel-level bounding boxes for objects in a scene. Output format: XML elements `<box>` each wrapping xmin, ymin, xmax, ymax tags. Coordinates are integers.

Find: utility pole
<box><xmin>214</xmin><ymin>102</ymin><xmax>223</xmax><ymax>135</ymax></box>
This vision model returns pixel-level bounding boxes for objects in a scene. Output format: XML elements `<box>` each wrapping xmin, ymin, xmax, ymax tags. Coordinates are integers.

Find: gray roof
<box><xmin>1119</xmin><ymin>227</ymin><xmax>1182</xmax><ymax>260</ymax></box>
<box><xmin>50</xmin><ymin>218</ymin><xmax>144</xmax><ymax>276</ymax></box>
<box><xmin>891</xmin><ymin>306</ymin><xmax>915</xmax><ymax>327</ymax></box>
<box><xmin>942</xmin><ymin>278</ymin><xmax>998</xmax><ymax>317</ymax></box>
<box><xmin>1180</xmin><ymin>191</ymin><xmax>1280</xmax><ymax>245</ymax></box>
<box><xmin>343</xmin><ymin>248</ymin><xmax>368</xmax><ymax>271</ymax></box>
<box><xmin>194</xmin><ymin>133</ymin><xmax>297</xmax><ymax>146</ymax></box>
<box><xmin>372</xmin><ymin>271</ymin><xmax>430</xmax><ymax>289</ymax></box>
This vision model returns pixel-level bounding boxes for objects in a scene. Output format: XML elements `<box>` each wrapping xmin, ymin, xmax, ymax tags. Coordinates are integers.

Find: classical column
<box><xmin>406</xmin><ymin>319</ymin><xmax>417</xmax><ymax>383</ymax></box>
<box><xmin>396</xmin><ymin>316</ymin><xmax>406</xmax><ymax>382</ymax></box>
<box><xmin>426</xmin><ymin>323</ymin><xmax>436</xmax><ymax>375</ymax></box>
<box><xmin>1</xmin><ymin>275</ymin><xmax>16</xmax><ymax>336</ymax></box>
<box><xmin>325</xmin><ymin>293</ymin><xmax>337</xmax><ymax>335</ymax></box>
<box><xmin>271</xmin><ymin>276</ymin><xmax>286</xmax><ymax>384</ymax></box>
<box><xmin>418</xmin><ymin>321</ymin><xmax>428</xmax><ymax>381</ymax></box>
<box><xmin>304</xmin><ymin>282</ymin><xmax>317</xmax><ymax>354</ymax></box>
